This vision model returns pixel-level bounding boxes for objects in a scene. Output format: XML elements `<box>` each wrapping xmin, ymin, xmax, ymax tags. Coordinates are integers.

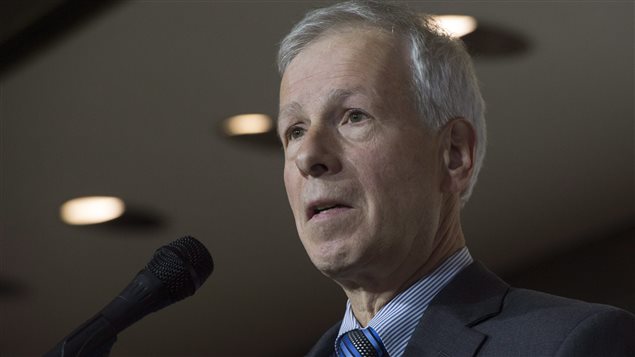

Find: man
<box><xmin>276</xmin><ymin>1</ymin><xmax>634</xmax><ymax>356</ymax></box>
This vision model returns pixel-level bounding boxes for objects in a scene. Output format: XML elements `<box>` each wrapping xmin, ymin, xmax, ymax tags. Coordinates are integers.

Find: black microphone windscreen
<box><xmin>145</xmin><ymin>236</ymin><xmax>214</xmax><ymax>302</ymax></box>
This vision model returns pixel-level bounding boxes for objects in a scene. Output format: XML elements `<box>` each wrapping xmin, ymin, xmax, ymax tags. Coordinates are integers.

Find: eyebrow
<box><xmin>278</xmin><ymin>87</ymin><xmax>363</xmax><ymax>123</ymax></box>
<box><xmin>278</xmin><ymin>102</ymin><xmax>304</xmax><ymax>125</ymax></box>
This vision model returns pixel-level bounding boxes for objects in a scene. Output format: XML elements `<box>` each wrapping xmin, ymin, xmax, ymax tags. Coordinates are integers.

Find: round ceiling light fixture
<box><xmin>223</xmin><ymin>114</ymin><xmax>273</xmax><ymax>136</ymax></box>
<box><xmin>430</xmin><ymin>14</ymin><xmax>478</xmax><ymax>38</ymax></box>
<box><xmin>60</xmin><ymin>196</ymin><xmax>126</xmax><ymax>225</ymax></box>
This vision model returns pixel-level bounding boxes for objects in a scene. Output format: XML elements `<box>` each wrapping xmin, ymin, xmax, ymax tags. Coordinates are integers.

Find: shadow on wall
<box><xmin>504</xmin><ymin>228</ymin><xmax>635</xmax><ymax>313</ymax></box>
<box><xmin>0</xmin><ymin>0</ymin><xmax>123</xmax><ymax>76</ymax></box>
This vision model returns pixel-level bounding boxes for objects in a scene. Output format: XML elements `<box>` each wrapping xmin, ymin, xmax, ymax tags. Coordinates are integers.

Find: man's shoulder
<box><xmin>414</xmin><ymin>261</ymin><xmax>635</xmax><ymax>356</ymax></box>
<box><xmin>504</xmin><ymin>286</ymin><xmax>624</xmax><ymax>314</ymax></box>
<box><xmin>494</xmin><ymin>286</ymin><xmax>633</xmax><ymax>328</ymax></box>
<box><xmin>474</xmin><ymin>283</ymin><xmax>635</xmax><ymax>356</ymax></box>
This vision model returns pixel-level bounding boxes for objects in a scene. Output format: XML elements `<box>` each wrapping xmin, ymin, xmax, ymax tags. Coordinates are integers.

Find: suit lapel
<box><xmin>306</xmin><ymin>321</ymin><xmax>341</xmax><ymax>357</ymax></box>
<box><xmin>404</xmin><ymin>261</ymin><xmax>509</xmax><ymax>357</ymax></box>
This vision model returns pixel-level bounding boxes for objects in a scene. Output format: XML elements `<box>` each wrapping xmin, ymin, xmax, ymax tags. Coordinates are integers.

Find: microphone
<box><xmin>45</xmin><ymin>236</ymin><xmax>214</xmax><ymax>357</ymax></box>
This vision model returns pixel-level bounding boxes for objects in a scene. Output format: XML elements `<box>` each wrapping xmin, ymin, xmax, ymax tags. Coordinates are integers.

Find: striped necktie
<box><xmin>338</xmin><ymin>327</ymin><xmax>388</xmax><ymax>357</ymax></box>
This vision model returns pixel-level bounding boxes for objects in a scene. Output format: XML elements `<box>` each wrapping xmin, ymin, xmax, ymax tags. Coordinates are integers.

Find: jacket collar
<box><xmin>403</xmin><ymin>261</ymin><xmax>509</xmax><ymax>356</ymax></box>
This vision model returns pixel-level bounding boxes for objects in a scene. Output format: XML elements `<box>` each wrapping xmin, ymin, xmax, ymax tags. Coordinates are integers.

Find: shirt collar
<box><xmin>335</xmin><ymin>247</ymin><xmax>473</xmax><ymax>356</ymax></box>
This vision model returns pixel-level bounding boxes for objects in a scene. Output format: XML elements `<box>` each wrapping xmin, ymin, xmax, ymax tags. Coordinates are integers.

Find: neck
<box><xmin>340</xmin><ymin>195</ymin><xmax>465</xmax><ymax>326</ymax></box>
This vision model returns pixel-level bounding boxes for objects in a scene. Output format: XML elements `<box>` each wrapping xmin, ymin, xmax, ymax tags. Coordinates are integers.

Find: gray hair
<box><xmin>277</xmin><ymin>0</ymin><xmax>486</xmax><ymax>205</ymax></box>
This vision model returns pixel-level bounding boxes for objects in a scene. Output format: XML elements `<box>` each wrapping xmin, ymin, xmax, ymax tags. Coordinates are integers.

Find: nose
<box><xmin>295</xmin><ymin>126</ymin><xmax>342</xmax><ymax>178</ymax></box>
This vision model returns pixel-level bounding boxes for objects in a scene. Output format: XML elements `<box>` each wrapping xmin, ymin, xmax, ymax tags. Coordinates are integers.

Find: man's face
<box><xmin>279</xmin><ymin>27</ymin><xmax>444</xmax><ymax>281</ymax></box>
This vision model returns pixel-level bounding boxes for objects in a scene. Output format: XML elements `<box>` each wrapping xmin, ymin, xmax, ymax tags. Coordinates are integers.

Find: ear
<box><xmin>440</xmin><ymin>118</ymin><xmax>476</xmax><ymax>194</ymax></box>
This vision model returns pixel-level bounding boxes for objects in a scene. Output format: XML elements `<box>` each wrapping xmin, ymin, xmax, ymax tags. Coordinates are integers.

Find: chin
<box><xmin>308</xmin><ymin>249</ymin><xmax>366</xmax><ymax>281</ymax></box>
<box><xmin>301</xmin><ymin>231</ymin><xmax>369</xmax><ymax>278</ymax></box>
<box><xmin>313</xmin><ymin>260</ymin><xmax>351</xmax><ymax>280</ymax></box>
<box><xmin>306</xmin><ymin>245</ymin><xmax>348</xmax><ymax>277</ymax></box>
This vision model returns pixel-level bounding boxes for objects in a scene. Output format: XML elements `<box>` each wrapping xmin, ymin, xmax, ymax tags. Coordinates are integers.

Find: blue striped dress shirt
<box><xmin>335</xmin><ymin>247</ymin><xmax>473</xmax><ymax>357</ymax></box>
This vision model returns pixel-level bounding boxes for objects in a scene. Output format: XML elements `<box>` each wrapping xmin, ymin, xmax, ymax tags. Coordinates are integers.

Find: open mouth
<box><xmin>309</xmin><ymin>203</ymin><xmax>351</xmax><ymax>219</ymax></box>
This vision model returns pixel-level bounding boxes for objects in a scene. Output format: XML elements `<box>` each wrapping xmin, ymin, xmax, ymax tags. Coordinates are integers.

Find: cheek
<box><xmin>361</xmin><ymin>142</ymin><xmax>437</xmax><ymax>222</ymax></box>
<box><xmin>283</xmin><ymin>165</ymin><xmax>301</xmax><ymax>215</ymax></box>
<box><xmin>354</xmin><ymin>152</ymin><xmax>410</xmax><ymax>225</ymax></box>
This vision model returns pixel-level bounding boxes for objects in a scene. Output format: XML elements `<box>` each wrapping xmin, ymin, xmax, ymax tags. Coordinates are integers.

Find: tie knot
<box><xmin>338</xmin><ymin>327</ymin><xmax>387</xmax><ymax>357</ymax></box>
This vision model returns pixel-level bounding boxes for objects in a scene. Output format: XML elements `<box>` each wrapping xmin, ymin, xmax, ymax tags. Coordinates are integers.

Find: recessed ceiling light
<box><xmin>60</xmin><ymin>196</ymin><xmax>125</xmax><ymax>225</ymax></box>
<box><xmin>430</xmin><ymin>15</ymin><xmax>478</xmax><ymax>38</ymax></box>
<box><xmin>224</xmin><ymin>114</ymin><xmax>273</xmax><ymax>136</ymax></box>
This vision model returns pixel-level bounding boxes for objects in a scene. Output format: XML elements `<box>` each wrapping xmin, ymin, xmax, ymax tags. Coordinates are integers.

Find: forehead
<box><xmin>279</xmin><ymin>26</ymin><xmax>411</xmax><ymax>111</ymax></box>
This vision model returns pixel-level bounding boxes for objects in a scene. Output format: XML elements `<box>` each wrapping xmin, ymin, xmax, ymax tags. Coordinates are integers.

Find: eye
<box><xmin>285</xmin><ymin>126</ymin><xmax>305</xmax><ymax>141</ymax></box>
<box><xmin>344</xmin><ymin>110</ymin><xmax>369</xmax><ymax>124</ymax></box>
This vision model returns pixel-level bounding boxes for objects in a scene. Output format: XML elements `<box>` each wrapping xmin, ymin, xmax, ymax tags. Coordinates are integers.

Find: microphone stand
<box><xmin>44</xmin><ymin>315</ymin><xmax>118</xmax><ymax>357</ymax></box>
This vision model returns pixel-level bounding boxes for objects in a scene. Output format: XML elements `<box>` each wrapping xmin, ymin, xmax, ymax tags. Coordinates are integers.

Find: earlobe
<box><xmin>441</xmin><ymin>118</ymin><xmax>476</xmax><ymax>193</ymax></box>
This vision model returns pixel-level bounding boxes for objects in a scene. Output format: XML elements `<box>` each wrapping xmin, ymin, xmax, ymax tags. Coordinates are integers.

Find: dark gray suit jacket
<box><xmin>307</xmin><ymin>262</ymin><xmax>635</xmax><ymax>356</ymax></box>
